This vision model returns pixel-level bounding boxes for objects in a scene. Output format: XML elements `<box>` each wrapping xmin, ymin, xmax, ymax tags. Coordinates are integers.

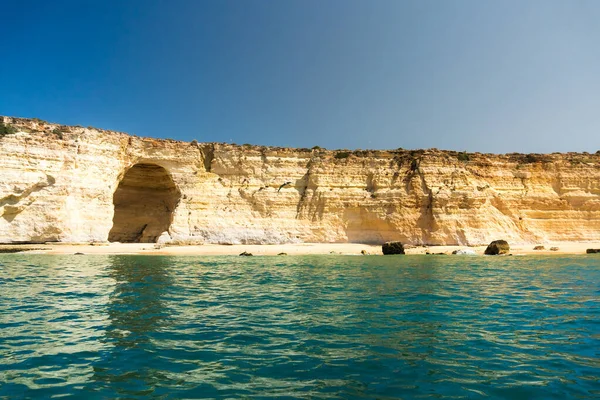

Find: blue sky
<box><xmin>1</xmin><ymin>0</ymin><xmax>599</xmax><ymax>153</ymax></box>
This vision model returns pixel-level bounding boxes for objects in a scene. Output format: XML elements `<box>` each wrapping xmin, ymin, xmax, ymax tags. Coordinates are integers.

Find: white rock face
<box><xmin>2</xmin><ymin>116</ymin><xmax>600</xmax><ymax>245</ymax></box>
<box><xmin>156</xmin><ymin>231</ymin><xmax>171</xmax><ymax>245</ymax></box>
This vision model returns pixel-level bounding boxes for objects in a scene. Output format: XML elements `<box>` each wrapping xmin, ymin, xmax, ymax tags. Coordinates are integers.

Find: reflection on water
<box><xmin>91</xmin><ymin>256</ymin><xmax>173</xmax><ymax>396</ymax></box>
<box><xmin>0</xmin><ymin>254</ymin><xmax>599</xmax><ymax>399</ymax></box>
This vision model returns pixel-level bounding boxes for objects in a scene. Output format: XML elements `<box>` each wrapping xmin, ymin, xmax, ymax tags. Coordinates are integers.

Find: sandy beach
<box><xmin>1</xmin><ymin>241</ymin><xmax>599</xmax><ymax>256</ymax></box>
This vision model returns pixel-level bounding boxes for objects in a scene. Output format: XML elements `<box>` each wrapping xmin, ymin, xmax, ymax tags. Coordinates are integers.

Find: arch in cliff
<box><xmin>108</xmin><ymin>163</ymin><xmax>181</xmax><ymax>243</ymax></box>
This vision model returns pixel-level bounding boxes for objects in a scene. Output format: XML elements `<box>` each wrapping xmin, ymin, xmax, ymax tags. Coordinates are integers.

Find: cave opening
<box><xmin>108</xmin><ymin>163</ymin><xmax>180</xmax><ymax>243</ymax></box>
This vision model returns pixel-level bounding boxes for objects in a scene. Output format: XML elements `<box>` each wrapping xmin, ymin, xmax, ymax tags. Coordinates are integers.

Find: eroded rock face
<box><xmin>2</xmin><ymin>116</ymin><xmax>600</xmax><ymax>245</ymax></box>
<box><xmin>108</xmin><ymin>164</ymin><xmax>180</xmax><ymax>243</ymax></box>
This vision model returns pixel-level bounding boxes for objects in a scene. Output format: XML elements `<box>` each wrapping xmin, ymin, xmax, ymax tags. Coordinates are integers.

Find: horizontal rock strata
<box><xmin>1</xmin><ymin>116</ymin><xmax>600</xmax><ymax>245</ymax></box>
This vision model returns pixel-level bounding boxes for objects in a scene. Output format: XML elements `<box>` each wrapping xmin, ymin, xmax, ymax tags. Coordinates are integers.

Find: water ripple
<box><xmin>0</xmin><ymin>254</ymin><xmax>599</xmax><ymax>398</ymax></box>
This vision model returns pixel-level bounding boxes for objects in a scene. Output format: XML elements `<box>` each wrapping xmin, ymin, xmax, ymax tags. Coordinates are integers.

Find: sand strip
<box><xmin>1</xmin><ymin>241</ymin><xmax>599</xmax><ymax>256</ymax></box>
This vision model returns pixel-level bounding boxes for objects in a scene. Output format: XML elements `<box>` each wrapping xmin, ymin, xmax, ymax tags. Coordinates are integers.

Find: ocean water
<box><xmin>0</xmin><ymin>255</ymin><xmax>598</xmax><ymax>399</ymax></box>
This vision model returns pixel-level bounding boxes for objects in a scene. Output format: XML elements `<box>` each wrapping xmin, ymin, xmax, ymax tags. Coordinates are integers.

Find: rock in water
<box><xmin>382</xmin><ymin>241</ymin><xmax>405</xmax><ymax>255</ymax></box>
<box><xmin>484</xmin><ymin>240</ymin><xmax>510</xmax><ymax>255</ymax></box>
<box><xmin>452</xmin><ymin>249</ymin><xmax>476</xmax><ymax>255</ymax></box>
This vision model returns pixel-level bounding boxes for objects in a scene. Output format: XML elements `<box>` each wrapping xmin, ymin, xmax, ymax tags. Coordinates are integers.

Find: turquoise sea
<box><xmin>0</xmin><ymin>255</ymin><xmax>598</xmax><ymax>399</ymax></box>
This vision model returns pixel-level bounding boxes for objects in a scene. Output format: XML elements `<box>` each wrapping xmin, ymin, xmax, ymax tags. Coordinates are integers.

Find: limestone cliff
<box><xmin>1</xmin><ymin>116</ymin><xmax>599</xmax><ymax>245</ymax></box>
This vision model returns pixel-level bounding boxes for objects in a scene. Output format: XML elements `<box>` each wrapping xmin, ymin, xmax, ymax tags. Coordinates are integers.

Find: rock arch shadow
<box><xmin>108</xmin><ymin>163</ymin><xmax>181</xmax><ymax>243</ymax></box>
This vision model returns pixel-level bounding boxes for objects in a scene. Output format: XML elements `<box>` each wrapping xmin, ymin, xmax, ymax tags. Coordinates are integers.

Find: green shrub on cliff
<box><xmin>457</xmin><ymin>151</ymin><xmax>470</xmax><ymax>162</ymax></box>
<box><xmin>52</xmin><ymin>126</ymin><xmax>69</xmax><ymax>139</ymax></box>
<box><xmin>334</xmin><ymin>151</ymin><xmax>351</xmax><ymax>159</ymax></box>
<box><xmin>0</xmin><ymin>122</ymin><xmax>17</xmax><ymax>137</ymax></box>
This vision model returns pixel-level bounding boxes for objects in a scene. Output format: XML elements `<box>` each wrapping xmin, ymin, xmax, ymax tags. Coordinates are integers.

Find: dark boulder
<box><xmin>277</xmin><ymin>252</ymin><xmax>287</xmax><ymax>256</ymax></box>
<box><xmin>484</xmin><ymin>240</ymin><xmax>510</xmax><ymax>255</ymax></box>
<box><xmin>382</xmin><ymin>241</ymin><xmax>405</xmax><ymax>255</ymax></box>
<box><xmin>586</xmin><ymin>249</ymin><xmax>600</xmax><ymax>254</ymax></box>
<box><xmin>239</xmin><ymin>251</ymin><xmax>253</xmax><ymax>256</ymax></box>
<box><xmin>533</xmin><ymin>245</ymin><xmax>545</xmax><ymax>250</ymax></box>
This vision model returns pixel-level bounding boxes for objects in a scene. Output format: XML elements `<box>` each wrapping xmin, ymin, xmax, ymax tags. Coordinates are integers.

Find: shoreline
<box><xmin>1</xmin><ymin>242</ymin><xmax>599</xmax><ymax>256</ymax></box>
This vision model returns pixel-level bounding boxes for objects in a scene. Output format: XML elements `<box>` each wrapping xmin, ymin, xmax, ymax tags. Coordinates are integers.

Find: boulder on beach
<box><xmin>452</xmin><ymin>249</ymin><xmax>476</xmax><ymax>255</ymax></box>
<box><xmin>533</xmin><ymin>245</ymin><xmax>545</xmax><ymax>250</ymax></box>
<box><xmin>484</xmin><ymin>240</ymin><xmax>510</xmax><ymax>255</ymax></box>
<box><xmin>550</xmin><ymin>247</ymin><xmax>559</xmax><ymax>251</ymax></box>
<box><xmin>382</xmin><ymin>241</ymin><xmax>405</xmax><ymax>255</ymax></box>
<box><xmin>586</xmin><ymin>249</ymin><xmax>600</xmax><ymax>254</ymax></box>
<box><xmin>239</xmin><ymin>251</ymin><xmax>253</xmax><ymax>256</ymax></box>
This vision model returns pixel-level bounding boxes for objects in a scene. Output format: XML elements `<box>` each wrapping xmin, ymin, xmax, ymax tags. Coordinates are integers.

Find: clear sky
<box><xmin>1</xmin><ymin>0</ymin><xmax>599</xmax><ymax>153</ymax></box>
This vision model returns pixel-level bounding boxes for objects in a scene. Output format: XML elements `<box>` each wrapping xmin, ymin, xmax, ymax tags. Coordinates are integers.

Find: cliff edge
<box><xmin>1</xmin><ymin>116</ymin><xmax>599</xmax><ymax>245</ymax></box>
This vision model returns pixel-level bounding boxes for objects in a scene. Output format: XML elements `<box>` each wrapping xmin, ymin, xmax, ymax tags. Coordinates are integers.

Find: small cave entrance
<box><xmin>108</xmin><ymin>163</ymin><xmax>181</xmax><ymax>243</ymax></box>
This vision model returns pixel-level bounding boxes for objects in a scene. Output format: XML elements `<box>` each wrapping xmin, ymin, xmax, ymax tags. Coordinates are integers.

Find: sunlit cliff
<box><xmin>1</xmin><ymin>116</ymin><xmax>599</xmax><ymax>245</ymax></box>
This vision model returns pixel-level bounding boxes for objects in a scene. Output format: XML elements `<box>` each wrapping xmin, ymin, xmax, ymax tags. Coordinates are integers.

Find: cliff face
<box><xmin>1</xmin><ymin>116</ymin><xmax>600</xmax><ymax>245</ymax></box>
